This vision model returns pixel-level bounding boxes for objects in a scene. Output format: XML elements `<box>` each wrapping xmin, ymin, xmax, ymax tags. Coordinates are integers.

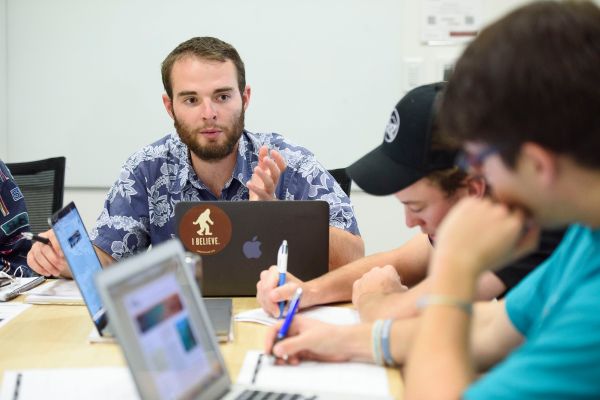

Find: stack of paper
<box><xmin>0</xmin><ymin>368</ymin><xmax>137</xmax><ymax>400</ymax></box>
<box><xmin>24</xmin><ymin>279</ymin><xmax>84</xmax><ymax>305</ymax></box>
<box><xmin>237</xmin><ymin>351</ymin><xmax>391</xmax><ymax>398</ymax></box>
<box><xmin>235</xmin><ymin>306</ymin><xmax>361</xmax><ymax>326</ymax></box>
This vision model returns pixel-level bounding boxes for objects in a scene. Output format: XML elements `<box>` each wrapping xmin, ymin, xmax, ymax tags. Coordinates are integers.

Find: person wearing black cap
<box><xmin>265</xmin><ymin>2</ymin><xmax>600</xmax><ymax>398</ymax></box>
<box><xmin>257</xmin><ymin>82</ymin><xmax>563</xmax><ymax>320</ymax></box>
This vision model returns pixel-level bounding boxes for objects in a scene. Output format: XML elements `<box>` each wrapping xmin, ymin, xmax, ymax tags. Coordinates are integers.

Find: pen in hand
<box><xmin>276</xmin><ymin>240</ymin><xmax>288</xmax><ymax>319</ymax></box>
<box><xmin>272</xmin><ymin>287</ymin><xmax>303</xmax><ymax>360</ymax></box>
<box><xmin>21</xmin><ymin>232</ymin><xmax>50</xmax><ymax>245</ymax></box>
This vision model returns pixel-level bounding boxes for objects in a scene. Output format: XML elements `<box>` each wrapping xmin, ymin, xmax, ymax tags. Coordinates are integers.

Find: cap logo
<box><xmin>178</xmin><ymin>205</ymin><xmax>232</xmax><ymax>255</ymax></box>
<box><xmin>384</xmin><ymin>108</ymin><xmax>400</xmax><ymax>143</ymax></box>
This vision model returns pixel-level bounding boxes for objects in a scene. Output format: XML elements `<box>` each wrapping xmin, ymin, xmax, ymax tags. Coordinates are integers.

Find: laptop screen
<box><xmin>102</xmin><ymin>243</ymin><xmax>227</xmax><ymax>400</ymax></box>
<box><xmin>51</xmin><ymin>202</ymin><xmax>105</xmax><ymax>327</ymax></box>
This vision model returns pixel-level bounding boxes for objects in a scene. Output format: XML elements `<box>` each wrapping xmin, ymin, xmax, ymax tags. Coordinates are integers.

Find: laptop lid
<box><xmin>49</xmin><ymin>201</ymin><xmax>108</xmax><ymax>335</ymax></box>
<box><xmin>174</xmin><ymin>200</ymin><xmax>329</xmax><ymax>296</ymax></box>
<box><xmin>95</xmin><ymin>239</ymin><xmax>232</xmax><ymax>400</ymax></box>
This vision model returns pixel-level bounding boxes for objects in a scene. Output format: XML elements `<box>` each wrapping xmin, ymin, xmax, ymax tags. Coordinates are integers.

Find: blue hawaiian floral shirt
<box><xmin>91</xmin><ymin>131</ymin><xmax>360</xmax><ymax>260</ymax></box>
<box><xmin>0</xmin><ymin>160</ymin><xmax>34</xmax><ymax>277</ymax></box>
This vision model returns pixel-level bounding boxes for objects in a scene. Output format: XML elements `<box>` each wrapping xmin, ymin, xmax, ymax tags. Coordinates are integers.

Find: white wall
<box><xmin>6</xmin><ymin>0</ymin><xmax>580</xmax><ymax>255</ymax></box>
<box><xmin>5</xmin><ymin>0</ymin><xmax>528</xmax><ymax>187</ymax></box>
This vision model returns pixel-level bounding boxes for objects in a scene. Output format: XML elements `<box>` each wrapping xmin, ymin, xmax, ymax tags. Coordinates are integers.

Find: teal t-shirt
<box><xmin>465</xmin><ymin>224</ymin><xmax>600</xmax><ymax>399</ymax></box>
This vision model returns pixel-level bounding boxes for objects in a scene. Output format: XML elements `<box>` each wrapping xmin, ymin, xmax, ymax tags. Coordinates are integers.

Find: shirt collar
<box><xmin>171</xmin><ymin>130</ymin><xmax>260</xmax><ymax>192</ymax></box>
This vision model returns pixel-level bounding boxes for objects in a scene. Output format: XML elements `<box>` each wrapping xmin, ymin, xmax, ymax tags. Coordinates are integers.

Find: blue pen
<box><xmin>275</xmin><ymin>287</ymin><xmax>303</xmax><ymax>346</ymax></box>
<box><xmin>276</xmin><ymin>240</ymin><xmax>288</xmax><ymax>319</ymax></box>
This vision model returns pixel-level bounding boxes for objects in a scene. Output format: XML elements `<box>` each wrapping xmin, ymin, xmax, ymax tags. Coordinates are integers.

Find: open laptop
<box><xmin>50</xmin><ymin>202</ymin><xmax>232</xmax><ymax>342</ymax></box>
<box><xmin>175</xmin><ymin>200</ymin><xmax>329</xmax><ymax>296</ymax></box>
<box><xmin>95</xmin><ymin>239</ymin><xmax>372</xmax><ymax>400</ymax></box>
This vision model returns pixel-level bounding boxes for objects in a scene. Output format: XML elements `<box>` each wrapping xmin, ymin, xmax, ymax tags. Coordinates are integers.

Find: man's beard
<box><xmin>174</xmin><ymin>107</ymin><xmax>245</xmax><ymax>162</ymax></box>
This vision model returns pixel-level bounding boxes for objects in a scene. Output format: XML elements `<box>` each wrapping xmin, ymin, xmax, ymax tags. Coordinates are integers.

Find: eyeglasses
<box><xmin>456</xmin><ymin>146</ymin><xmax>498</xmax><ymax>172</ymax></box>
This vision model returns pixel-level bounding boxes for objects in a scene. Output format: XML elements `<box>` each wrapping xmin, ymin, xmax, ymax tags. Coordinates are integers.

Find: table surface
<box><xmin>0</xmin><ymin>296</ymin><xmax>403</xmax><ymax>398</ymax></box>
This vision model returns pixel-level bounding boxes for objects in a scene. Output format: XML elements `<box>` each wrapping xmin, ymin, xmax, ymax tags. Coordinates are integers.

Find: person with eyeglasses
<box><xmin>257</xmin><ymin>82</ymin><xmax>564</xmax><ymax>321</ymax></box>
<box><xmin>0</xmin><ymin>160</ymin><xmax>34</xmax><ymax>277</ymax></box>
<box><xmin>264</xmin><ymin>2</ymin><xmax>600</xmax><ymax>398</ymax></box>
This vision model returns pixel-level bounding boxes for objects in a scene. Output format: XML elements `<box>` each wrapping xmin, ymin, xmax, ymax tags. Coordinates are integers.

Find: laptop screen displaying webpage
<box><xmin>98</xmin><ymin>240</ymin><xmax>229</xmax><ymax>400</ymax></box>
<box><xmin>51</xmin><ymin>202</ymin><xmax>106</xmax><ymax>330</ymax></box>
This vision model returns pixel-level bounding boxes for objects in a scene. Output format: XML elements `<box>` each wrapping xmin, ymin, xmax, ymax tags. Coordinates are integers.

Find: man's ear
<box><xmin>162</xmin><ymin>93</ymin><xmax>175</xmax><ymax>120</ymax></box>
<box><xmin>520</xmin><ymin>142</ymin><xmax>558</xmax><ymax>188</ymax></box>
<box><xmin>465</xmin><ymin>175</ymin><xmax>487</xmax><ymax>198</ymax></box>
<box><xmin>242</xmin><ymin>85</ymin><xmax>251</xmax><ymax>111</ymax></box>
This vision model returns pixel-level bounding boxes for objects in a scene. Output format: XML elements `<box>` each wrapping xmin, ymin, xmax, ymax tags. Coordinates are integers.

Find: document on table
<box><xmin>0</xmin><ymin>368</ymin><xmax>138</xmax><ymax>400</ymax></box>
<box><xmin>0</xmin><ymin>303</ymin><xmax>31</xmax><ymax>329</ymax></box>
<box><xmin>235</xmin><ymin>306</ymin><xmax>360</xmax><ymax>326</ymax></box>
<box><xmin>237</xmin><ymin>350</ymin><xmax>392</xmax><ymax>399</ymax></box>
<box><xmin>24</xmin><ymin>279</ymin><xmax>84</xmax><ymax>305</ymax></box>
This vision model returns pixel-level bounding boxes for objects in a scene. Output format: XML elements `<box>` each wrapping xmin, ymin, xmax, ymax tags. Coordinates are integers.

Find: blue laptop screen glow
<box><xmin>52</xmin><ymin>206</ymin><xmax>104</xmax><ymax>322</ymax></box>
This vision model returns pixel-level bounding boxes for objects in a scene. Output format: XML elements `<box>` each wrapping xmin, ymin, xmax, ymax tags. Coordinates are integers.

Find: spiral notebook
<box><xmin>0</xmin><ymin>276</ymin><xmax>45</xmax><ymax>302</ymax></box>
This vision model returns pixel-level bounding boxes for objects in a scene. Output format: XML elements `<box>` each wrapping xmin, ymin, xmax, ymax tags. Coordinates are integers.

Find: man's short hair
<box><xmin>161</xmin><ymin>37</ymin><xmax>246</xmax><ymax>100</ymax></box>
<box><xmin>440</xmin><ymin>1</ymin><xmax>600</xmax><ymax>168</ymax></box>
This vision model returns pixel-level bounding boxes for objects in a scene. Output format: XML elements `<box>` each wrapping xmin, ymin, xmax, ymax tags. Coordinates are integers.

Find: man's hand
<box><xmin>247</xmin><ymin>146</ymin><xmax>287</xmax><ymax>200</ymax></box>
<box><xmin>256</xmin><ymin>265</ymin><xmax>305</xmax><ymax>317</ymax></box>
<box><xmin>352</xmin><ymin>265</ymin><xmax>408</xmax><ymax>308</ymax></box>
<box><xmin>264</xmin><ymin>316</ymin><xmax>372</xmax><ymax>364</ymax></box>
<box><xmin>26</xmin><ymin>228</ymin><xmax>70</xmax><ymax>277</ymax></box>
<box><xmin>432</xmin><ymin>198</ymin><xmax>541</xmax><ymax>277</ymax></box>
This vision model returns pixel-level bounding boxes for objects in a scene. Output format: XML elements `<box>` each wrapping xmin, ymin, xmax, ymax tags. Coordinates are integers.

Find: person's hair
<box><xmin>439</xmin><ymin>1</ymin><xmax>600</xmax><ymax>168</ymax></box>
<box><xmin>426</xmin><ymin>113</ymin><xmax>468</xmax><ymax>196</ymax></box>
<box><xmin>425</xmin><ymin>167</ymin><xmax>468</xmax><ymax>197</ymax></box>
<box><xmin>161</xmin><ymin>37</ymin><xmax>246</xmax><ymax>100</ymax></box>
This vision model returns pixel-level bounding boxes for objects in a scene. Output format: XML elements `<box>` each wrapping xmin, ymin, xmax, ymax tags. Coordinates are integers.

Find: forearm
<box><xmin>328</xmin><ymin>227</ymin><xmax>364</xmax><ymax>269</ymax></box>
<box><xmin>94</xmin><ymin>245</ymin><xmax>116</xmax><ymax>267</ymax></box>
<box><xmin>404</xmin><ymin>262</ymin><xmax>479</xmax><ymax>400</ymax></box>
<box><xmin>303</xmin><ymin>248</ymin><xmax>406</xmax><ymax>307</ymax></box>
<box><xmin>358</xmin><ymin>285</ymin><xmax>423</xmax><ymax>322</ymax></box>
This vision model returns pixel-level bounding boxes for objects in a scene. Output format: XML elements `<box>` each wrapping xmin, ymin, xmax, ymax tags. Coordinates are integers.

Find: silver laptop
<box><xmin>50</xmin><ymin>201</ymin><xmax>112</xmax><ymax>337</ymax></box>
<box><xmin>95</xmin><ymin>239</ymin><xmax>374</xmax><ymax>400</ymax></box>
<box><xmin>174</xmin><ymin>200</ymin><xmax>330</xmax><ymax>297</ymax></box>
<box><xmin>50</xmin><ymin>202</ymin><xmax>232</xmax><ymax>342</ymax></box>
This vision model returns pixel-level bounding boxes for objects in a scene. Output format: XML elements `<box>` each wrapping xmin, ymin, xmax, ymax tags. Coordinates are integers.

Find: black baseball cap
<box><xmin>347</xmin><ymin>82</ymin><xmax>457</xmax><ymax>196</ymax></box>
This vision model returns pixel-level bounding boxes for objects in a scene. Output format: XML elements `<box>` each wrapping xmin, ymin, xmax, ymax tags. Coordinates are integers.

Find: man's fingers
<box><xmin>252</xmin><ymin>167</ymin><xmax>276</xmax><ymax>194</ymax></box>
<box><xmin>270</xmin><ymin>282</ymin><xmax>299</xmax><ymax>303</ymax></box>
<box><xmin>272</xmin><ymin>331</ymin><xmax>309</xmax><ymax>359</ymax></box>
<box><xmin>29</xmin><ymin>243</ymin><xmax>62</xmax><ymax>276</ymax></box>
<box><xmin>261</xmin><ymin>157</ymin><xmax>282</xmax><ymax>187</ymax></box>
<box><xmin>270</xmin><ymin>149</ymin><xmax>287</xmax><ymax>172</ymax></box>
<box><xmin>258</xmin><ymin>146</ymin><xmax>269</xmax><ymax>162</ymax></box>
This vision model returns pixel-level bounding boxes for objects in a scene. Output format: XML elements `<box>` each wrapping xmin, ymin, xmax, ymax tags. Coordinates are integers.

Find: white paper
<box><xmin>0</xmin><ymin>368</ymin><xmax>138</xmax><ymax>400</ymax></box>
<box><xmin>0</xmin><ymin>303</ymin><xmax>31</xmax><ymax>329</ymax></box>
<box><xmin>237</xmin><ymin>350</ymin><xmax>390</xmax><ymax>398</ymax></box>
<box><xmin>25</xmin><ymin>279</ymin><xmax>84</xmax><ymax>305</ymax></box>
<box><xmin>234</xmin><ymin>306</ymin><xmax>360</xmax><ymax>326</ymax></box>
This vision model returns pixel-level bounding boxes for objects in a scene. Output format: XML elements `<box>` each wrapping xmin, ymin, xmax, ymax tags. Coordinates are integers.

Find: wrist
<box><xmin>341</xmin><ymin>323</ymin><xmax>374</xmax><ymax>363</ymax></box>
<box><xmin>300</xmin><ymin>280</ymin><xmax>321</xmax><ymax>309</ymax></box>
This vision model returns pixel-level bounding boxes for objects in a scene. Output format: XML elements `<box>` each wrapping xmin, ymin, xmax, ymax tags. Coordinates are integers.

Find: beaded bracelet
<box><xmin>416</xmin><ymin>294</ymin><xmax>473</xmax><ymax>315</ymax></box>
<box><xmin>380</xmin><ymin>319</ymin><xmax>396</xmax><ymax>367</ymax></box>
<box><xmin>371</xmin><ymin>320</ymin><xmax>385</xmax><ymax>366</ymax></box>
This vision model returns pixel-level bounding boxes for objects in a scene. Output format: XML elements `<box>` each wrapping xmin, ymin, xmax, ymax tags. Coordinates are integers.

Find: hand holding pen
<box><xmin>24</xmin><ymin>229</ymin><xmax>68</xmax><ymax>277</ymax></box>
<box><xmin>272</xmin><ymin>287</ymin><xmax>302</xmax><ymax>360</ymax></box>
<box><xmin>276</xmin><ymin>240</ymin><xmax>288</xmax><ymax>319</ymax></box>
<box><xmin>21</xmin><ymin>232</ymin><xmax>51</xmax><ymax>245</ymax></box>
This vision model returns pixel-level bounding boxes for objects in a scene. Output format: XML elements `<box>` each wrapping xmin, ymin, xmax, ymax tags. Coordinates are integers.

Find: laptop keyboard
<box><xmin>234</xmin><ymin>390</ymin><xmax>317</xmax><ymax>400</ymax></box>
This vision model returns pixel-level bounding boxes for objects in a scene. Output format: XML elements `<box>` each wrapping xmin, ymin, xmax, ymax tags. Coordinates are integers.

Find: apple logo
<box><xmin>242</xmin><ymin>236</ymin><xmax>262</xmax><ymax>259</ymax></box>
